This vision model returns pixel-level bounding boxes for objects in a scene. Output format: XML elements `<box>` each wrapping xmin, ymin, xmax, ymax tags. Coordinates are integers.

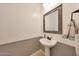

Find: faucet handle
<box><xmin>47</xmin><ymin>36</ymin><xmax>52</xmax><ymax>40</ymax></box>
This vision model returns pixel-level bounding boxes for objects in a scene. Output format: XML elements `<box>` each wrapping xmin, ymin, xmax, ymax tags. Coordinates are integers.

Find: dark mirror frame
<box><xmin>43</xmin><ymin>4</ymin><xmax>62</xmax><ymax>34</ymax></box>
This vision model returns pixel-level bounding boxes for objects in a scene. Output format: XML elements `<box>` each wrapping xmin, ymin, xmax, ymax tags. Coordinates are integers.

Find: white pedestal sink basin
<box><xmin>40</xmin><ymin>38</ymin><xmax>57</xmax><ymax>56</ymax></box>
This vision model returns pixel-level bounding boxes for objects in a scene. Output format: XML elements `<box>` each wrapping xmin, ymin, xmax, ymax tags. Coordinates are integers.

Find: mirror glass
<box><xmin>43</xmin><ymin>4</ymin><xmax>62</xmax><ymax>34</ymax></box>
<box><xmin>45</xmin><ymin>10</ymin><xmax>58</xmax><ymax>31</ymax></box>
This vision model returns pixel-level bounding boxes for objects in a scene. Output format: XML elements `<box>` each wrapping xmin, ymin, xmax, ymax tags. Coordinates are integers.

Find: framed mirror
<box><xmin>43</xmin><ymin>4</ymin><xmax>62</xmax><ymax>34</ymax></box>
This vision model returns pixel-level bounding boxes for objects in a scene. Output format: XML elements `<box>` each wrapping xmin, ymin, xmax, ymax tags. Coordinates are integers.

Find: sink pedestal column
<box><xmin>45</xmin><ymin>47</ymin><xmax>50</xmax><ymax>56</ymax></box>
<box><xmin>40</xmin><ymin>38</ymin><xmax>57</xmax><ymax>56</ymax></box>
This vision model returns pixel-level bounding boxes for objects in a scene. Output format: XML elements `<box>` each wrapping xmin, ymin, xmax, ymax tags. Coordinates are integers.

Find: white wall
<box><xmin>43</xmin><ymin>3</ymin><xmax>61</xmax><ymax>14</ymax></box>
<box><xmin>0</xmin><ymin>3</ymin><xmax>43</xmax><ymax>45</ymax></box>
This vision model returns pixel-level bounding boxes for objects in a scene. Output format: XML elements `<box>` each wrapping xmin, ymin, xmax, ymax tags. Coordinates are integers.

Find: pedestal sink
<box><xmin>40</xmin><ymin>38</ymin><xmax>57</xmax><ymax>56</ymax></box>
